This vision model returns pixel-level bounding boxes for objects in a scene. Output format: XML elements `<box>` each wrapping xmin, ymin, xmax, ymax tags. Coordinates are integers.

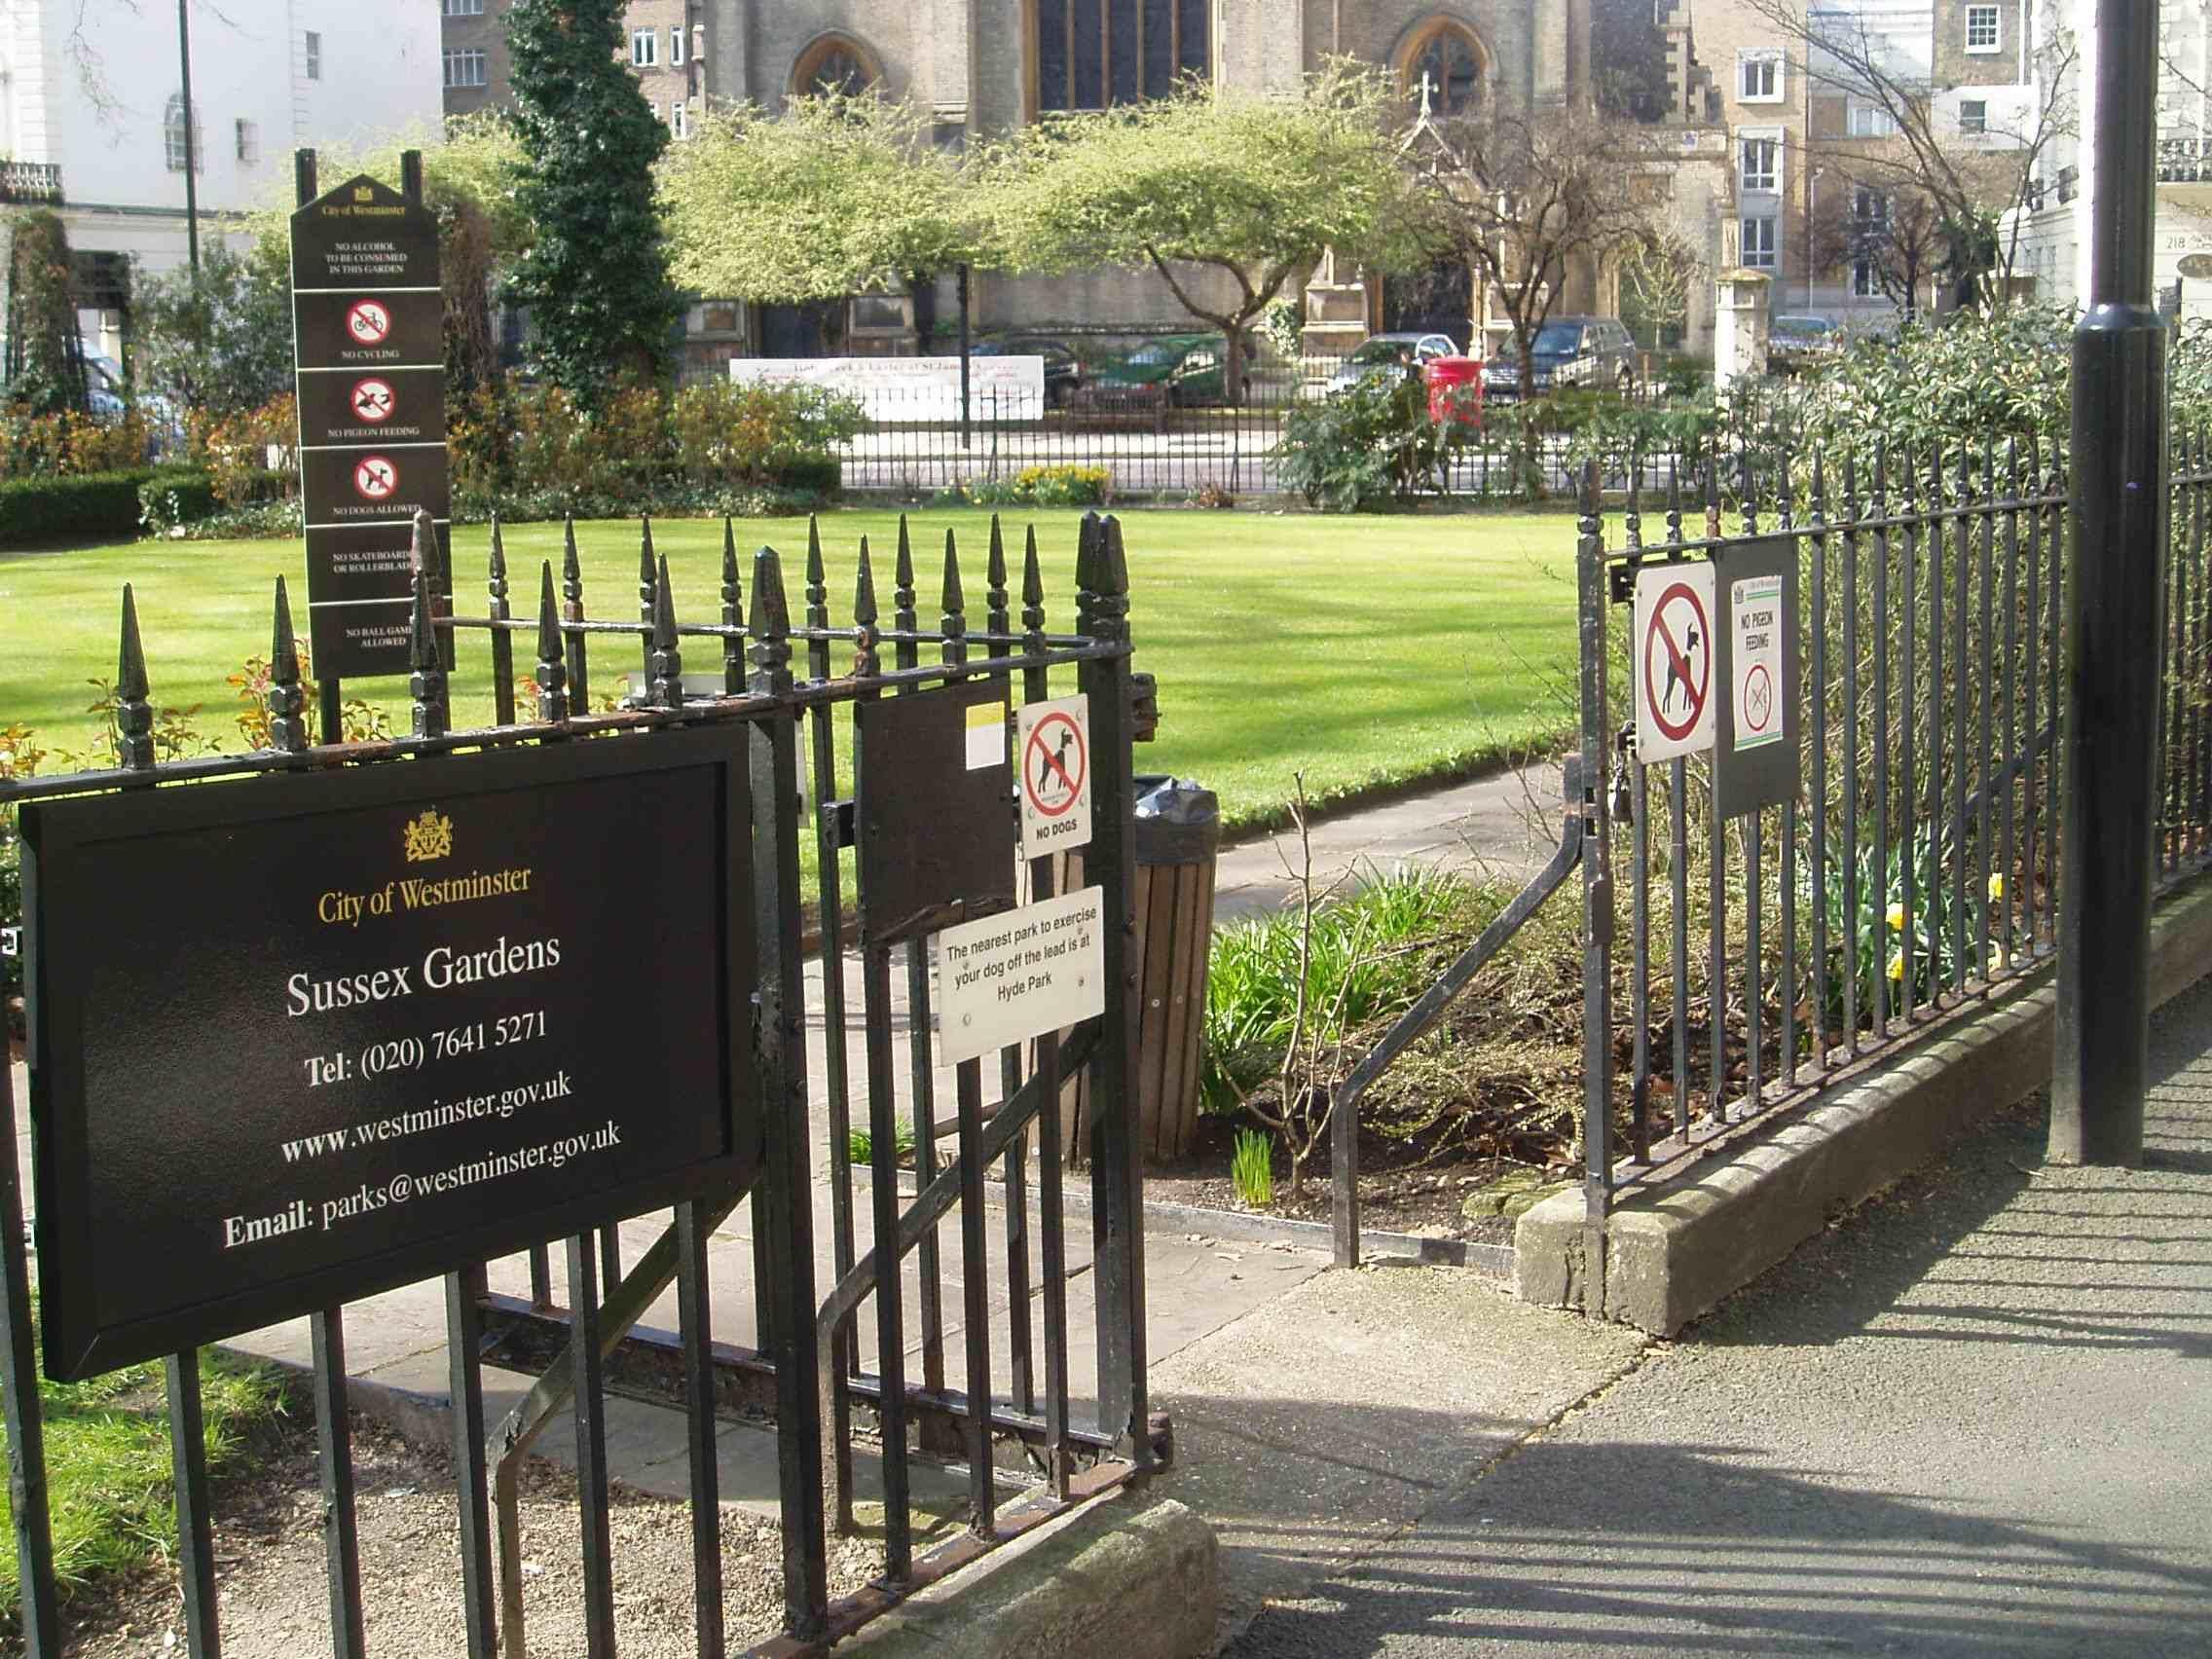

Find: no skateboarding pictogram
<box><xmin>346</xmin><ymin>299</ymin><xmax>393</xmax><ymax>347</ymax></box>
<box><xmin>1015</xmin><ymin>695</ymin><xmax>1093</xmax><ymax>855</ymax></box>
<box><xmin>1634</xmin><ymin>562</ymin><xmax>1717</xmax><ymax>763</ymax></box>
<box><xmin>350</xmin><ymin>378</ymin><xmax>396</xmax><ymax>424</ymax></box>
<box><xmin>352</xmin><ymin>455</ymin><xmax>399</xmax><ymax>502</ymax></box>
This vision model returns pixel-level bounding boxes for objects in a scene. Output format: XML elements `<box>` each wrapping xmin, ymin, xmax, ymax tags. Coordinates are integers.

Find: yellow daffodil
<box><xmin>1888</xmin><ymin>950</ymin><xmax>1906</xmax><ymax>980</ymax></box>
<box><xmin>1988</xmin><ymin>872</ymin><xmax>2005</xmax><ymax>902</ymax></box>
<box><xmin>1885</xmin><ymin>903</ymin><xmax>1906</xmax><ymax>933</ymax></box>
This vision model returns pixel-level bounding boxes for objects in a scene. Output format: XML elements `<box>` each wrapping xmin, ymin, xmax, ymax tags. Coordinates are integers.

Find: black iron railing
<box><xmin>0</xmin><ymin>508</ymin><xmax>1159</xmax><ymax>1655</ymax></box>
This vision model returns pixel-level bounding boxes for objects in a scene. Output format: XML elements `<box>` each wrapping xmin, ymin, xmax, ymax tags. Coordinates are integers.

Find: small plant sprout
<box><xmin>1232</xmin><ymin>1128</ymin><xmax>1275</xmax><ymax>1210</ymax></box>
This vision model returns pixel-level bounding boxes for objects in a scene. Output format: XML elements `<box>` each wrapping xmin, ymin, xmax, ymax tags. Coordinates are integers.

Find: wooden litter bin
<box><xmin>1056</xmin><ymin>777</ymin><xmax>1220</xmax><ymax>1165</ymax></box>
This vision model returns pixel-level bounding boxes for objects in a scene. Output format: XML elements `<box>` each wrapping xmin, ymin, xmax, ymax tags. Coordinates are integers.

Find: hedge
<box><xmin>0</xmin><ymin>465</ymin><xmax>225</xmax><ymax>546</ymax></box>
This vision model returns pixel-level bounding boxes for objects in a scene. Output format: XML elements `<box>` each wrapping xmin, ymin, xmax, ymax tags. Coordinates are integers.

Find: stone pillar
<box><xmin>1713</xmin><ymin>269</ymin><xmax>1772</xmax><ymax>387</ymax></box>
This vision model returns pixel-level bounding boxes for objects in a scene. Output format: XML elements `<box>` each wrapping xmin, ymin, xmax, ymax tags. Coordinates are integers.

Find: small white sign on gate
<box><xmin>1730</xmin><ymin>573</ymin><xmax>1786</xmax><ymax>752</ymax></box>
<box><xmin>1633</xmin><ymin>562</ymin><xmax>1718</xmax><ymax>763</ymax></box>
<box><xmin>934</xmin><ymin>886</ymin><xmax>1104</xmax><ymax>1066</ymax></box>
<box><xmin>1015</xmin><ymin>694</ymin><xmax>1092</xmax><ymax>857</ymax></box>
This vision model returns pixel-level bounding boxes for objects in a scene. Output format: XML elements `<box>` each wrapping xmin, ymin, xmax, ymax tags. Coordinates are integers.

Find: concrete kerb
<box><xmin>1516</xmin><ymin>877</ymin><xmax>2212</xmax><ymax>1336</ymax></box>
<box><xmin>831</xmin><ymin>1493</ymin><xmax>1217</xmax><ymax>1659</ymax></box>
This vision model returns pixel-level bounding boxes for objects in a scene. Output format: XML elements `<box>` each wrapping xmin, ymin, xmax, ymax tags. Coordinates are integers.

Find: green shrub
<box><xmin>134</xmin><ymin>470</ymin><xmax>221</xmax><ymax>535</ymax></box>
<box><xmin>0</xmin><ymin>469</ymin><xmax>165</xmax><ymax>546</ymax></box>
<box><xmin>1271</xmin><ymin>374</ymin><xmax>1459</xmax><ymax>511</ymax></box>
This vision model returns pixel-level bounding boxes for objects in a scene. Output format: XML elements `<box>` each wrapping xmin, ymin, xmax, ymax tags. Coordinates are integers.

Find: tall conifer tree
<box><xmin>503</xmin><ymin>0</ymin><xmax>678</xmax><ymax>396</ymax></box>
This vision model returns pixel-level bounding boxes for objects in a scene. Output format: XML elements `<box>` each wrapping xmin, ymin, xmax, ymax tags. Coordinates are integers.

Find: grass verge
<box><xmin>0</xmin><ymin>506</ymin><xmax>1580</xmax><ymax>838</ymax></box>
<box><xmin>0</xmin><ymin>1343</ymin><xmax>285</xmax><ymax>1625</ymax></box>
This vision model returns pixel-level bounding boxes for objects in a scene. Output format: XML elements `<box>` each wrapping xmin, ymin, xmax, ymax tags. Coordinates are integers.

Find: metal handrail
<box><xmin>1331</xmin><ymin>759</ymin><xmax>1589</xmax><ymax>1267</ymax></box>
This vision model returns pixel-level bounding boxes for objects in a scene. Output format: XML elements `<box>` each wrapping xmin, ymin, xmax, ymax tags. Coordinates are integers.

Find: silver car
<box><xmin>1328</xmin><ymin>331</ymin><xmax>1460</xmax><ymax>396</ymax></box>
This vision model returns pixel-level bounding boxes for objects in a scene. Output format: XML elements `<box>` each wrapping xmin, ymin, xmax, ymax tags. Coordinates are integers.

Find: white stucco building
<box><xmin>1</xmin><ymin>0</ymin><xmax>441</xmax><ymax>349</ymax></box>
<box><xmin>2004</xmin><ymin>0</ymin><xmax>2212</xmax><ymax>316</ymax></box>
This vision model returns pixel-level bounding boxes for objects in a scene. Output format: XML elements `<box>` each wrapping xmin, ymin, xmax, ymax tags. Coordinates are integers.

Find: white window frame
<box><xmin>1853</xmin><ymin>258</ymin><xmax>1879</xmax><ymax>297</ymax></box>
<box><xmin>443</xmin><ymin>0</ymin><xmax>484</xmax><ymax>15</ymax></box>
<box><xmin>1965</xmin><ymin>4</ymin><xmax>2001</xmax><ymax>53</ymax></box>
<box><xmin>235</xmin><ymin>117</ymin><xmax>258</xmax><ymax>165</ymax></box>
<box><xmin>1740</xmin><ymin>131</ymin><xmax>1782</xmax><ymax>195</ymax></box>
<box><xmin>304</xmin><ymin>30</ymin><xmax>321</xmax><ymax>80</ymax></box>
<box><xmin>444</xmin><ymin>47</ymin><xmax>488</xmax><ymax>89</ymax></box>
<box><xmin>1742</xmin><ymin>214</ymin><xmax>1779</xmax><ymax>270</ymax></box>
<box><xmin>631</xmin><ymin>27</ymin><xmax>657</xmax><ymax>67</ymax></box>
<box><xmin>670</xmin><ymin>25</ymin><xmax>685</xmax><ymax>64</ymax></box>
<box><xmin>1959</xmin><ymin>97</ymin><xmax>1988</xmax><ymax>134</ymax></box>
<box><xmin>163</xmin><ymin>94</ymin><xmax>203</xmax><ymax>172</ymax></box>
<box><xmin>1738</xmin><ymin>50</ymin><xmax>1784</xmax><ymax>104</ymax></box>
<box><xmin>1848</xmin><ymin>101</ymin><xmax>1898</xmax><ymax>137</ymax></box>
<box><xmin>671</xmin><ymin>100</ymin><xmax>689</xmax><ymax>137</ymax></box>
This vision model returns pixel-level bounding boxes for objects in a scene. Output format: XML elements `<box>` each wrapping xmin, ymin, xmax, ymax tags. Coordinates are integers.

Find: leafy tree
<box><xmin>1618</xmin><ymin>231</ymin><xmax>1701</xmax><ymax>350</ymax></box>
<box><xmin>132</xmin><ymin>241</ymin><xmax>292</xmax><ymax>417</ymax></box>
<box><xmin>1404</xmin><ymin>101</ymin><xmax>1663</xmax><ymax>489</ymax></box>
<box><xmin>983</xmin><ymin>66</ymin><xmax>1421</xmax><ymax>401</ymax></box>
<box><xmin>1740</xmin><ymin>0</ymin><xmax>2078</xmax><ymax>309</ymax></box>
<box><xmin>660</xmin><ymin>92</ymin><xmax>984</xmax><ymax>304</ymax></box>
<box><xmin>3</xmin><ymin>210</ymin><xmax>89</xmax><ymax>416</ymax></box>
<box><xmin>503</xmin><ymin>0</ymin><xmax>678</xmax><ymax>395</ymax></box>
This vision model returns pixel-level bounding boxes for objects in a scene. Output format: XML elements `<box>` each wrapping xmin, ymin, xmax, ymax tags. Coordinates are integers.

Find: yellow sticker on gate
<box><xmin>964</xmin><ymin>700</ymin><xmax>1004</xmax><ymax>770</ymax></box>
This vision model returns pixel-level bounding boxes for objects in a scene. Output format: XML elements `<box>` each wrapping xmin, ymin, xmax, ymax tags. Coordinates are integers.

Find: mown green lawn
<box><xmin>0</xmin><ymin>506</ymin><xmax>1582</xmax><ymax>833</ymax></box>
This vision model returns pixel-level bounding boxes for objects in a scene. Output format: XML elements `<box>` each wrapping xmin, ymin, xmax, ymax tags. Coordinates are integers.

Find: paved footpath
<box><xmin>1223</xmin><ymin>976</ymin><xmax>2212</xmax><ymax>1658</ymax></box>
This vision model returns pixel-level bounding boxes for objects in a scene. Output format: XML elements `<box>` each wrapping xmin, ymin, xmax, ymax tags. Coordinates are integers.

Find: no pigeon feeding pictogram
<box><xmin>1633</xmin><ymin>562</ymin><xmax>1717</xmax><ymax>763</ymax></box>
<box><xmin>353</xmin><ymin>455</ymin><xmax>399</xmax><ymax>502</ymax></box>
<box><xmin>346</xmin><ymin>299</ymin><xmax>392</xmax><ymax>346</ymax></box>
<box><xmin>350</xmin><ymin>378</ymin><xmax>397</xmax><ymax>424</ymax></box>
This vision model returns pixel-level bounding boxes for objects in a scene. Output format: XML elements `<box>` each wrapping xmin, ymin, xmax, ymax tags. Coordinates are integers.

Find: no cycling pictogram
<box><xmin>350</xmin><ymin>378</ymin><xmax>396</xmax><ymax>424</ymax></box>
<box><xmin>1024</xmin><ymin>711</ymin><xmax>1087</xmax><ymax>818</ymax></box>
<box><xmin>353</xmin><ymin>455</ymin><xmax>399</xmax><ymax>501</ymax></box>
<box><xmin>346</xmin><ymin>299</ymin><xmax>393</xmax><ymax>347</ymax></box>
<box><xmin>1642</xmin><ymin>580</ymin><xmax>1712</xmax><ymax>743</ymax></box>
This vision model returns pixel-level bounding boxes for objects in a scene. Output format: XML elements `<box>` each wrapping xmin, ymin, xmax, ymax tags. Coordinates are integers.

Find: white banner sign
<box><xmin>934</xmin><ymin>886</ymin><xmax>1104</xmax><ymax>1066</ymax></box>
<box><xmin>729</xmin><ymin>354</ymin><xmax>1046</xmax><ymax>421</ymax></box>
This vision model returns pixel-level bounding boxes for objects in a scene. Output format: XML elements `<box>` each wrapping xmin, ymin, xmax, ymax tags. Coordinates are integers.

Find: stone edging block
<box><xmin>835</xmin><ymin>1496</ymin><xmax>1218</xmax><ymax>1659</ymax></box>
<box><xmin>1515</xmin><ymin>880</ymin><xmax>2212</xmax><ymax>1335</ymax></box>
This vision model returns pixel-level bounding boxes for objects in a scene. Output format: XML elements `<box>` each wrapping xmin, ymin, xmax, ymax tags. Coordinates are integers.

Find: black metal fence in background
<box><xmin>792</xmin><ymin>384</ymin><xmax>1637</xmax><ymax>501</ymax></box>
<box><xmin>0</xmin><ymin>509</ymin><xmax>1159</xmax><ymax>1656</ymax></box>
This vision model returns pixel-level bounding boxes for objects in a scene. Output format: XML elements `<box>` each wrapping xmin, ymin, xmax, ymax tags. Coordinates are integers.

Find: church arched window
<box><xmin>1400</xmin><ymin>18</ymin><xmax>1488</xmax><ymax>116</ymax></box>
<box><xmin>791</xmin><ymin>33</ymin><xmax>881</xmax><ymax>97</ymax></box>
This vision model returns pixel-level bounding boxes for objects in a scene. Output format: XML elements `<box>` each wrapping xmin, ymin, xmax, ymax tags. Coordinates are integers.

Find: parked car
<box><xmin>1071</xmin><ymin>333</ymin><xmax>1250</xmax><ymax>417</ymax></box>
<box><xmin>1769</xmin><ymin>313</ymin><xmax>1841</xmax><ymax>376</ymax></box>
<box><xmin>1327</xmin><ymin>331</ymin><xmax>1459</xmax><ymax>396</ymax></box>
<box><xmin>970</xmin><ymin>334</ymin><xmax>1085</xmax><ymax>408</ymax></box>
<box><xmin>1482</xmin><ymin>316</ymin><xmax>1641</xmax><ymax>401</ymax></box>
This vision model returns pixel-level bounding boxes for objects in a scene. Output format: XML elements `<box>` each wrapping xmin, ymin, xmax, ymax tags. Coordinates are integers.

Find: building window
<box><xmin>671</xmin><ymin>100</ymin><xmax>690</xmax><ymax>138</ymax></box>
<box><xmin>670</xmin><ymin>25</ymin><xmax>685</xmax><ymax>64</ymax></box>
<box><xmin>1960</xmin><ymin>98</ymin><xmax>1988</xmax><ymax>134</ymax></box>
<box><xmin>1034</xmin><ymin>1</ymin><xmax>1210</xmax><ymax>111</ymax></box>
<box><xmin>1740</xmin><ymin>135</ymin><xmax>1780</xmax><ymax>194</ymax></box>
<box><xmin>1742</xmin><ymin>214</ymin><xmax>1778</xmax><ymax>270</ymax></box>
<box><xmin>1848</xmin><ymin>101</ymin><xmax>1898</xmax><ymax>137</ymax></box>
<box><xmin>1853</xmin><ymin>259</ymin><xmax>1879</xmax><ymax>297</ymax></box>
<box><xmin>632</xmin><ymin>28</ymin><xmax>657</xmax><ymax>68</ymax></box>
<box><xmin>163</xmin><ymin>94</ymin><xmax>203</xmax><ymax>172</ymax></box>
<box><xmin>305</xmin><ymin>30</ymin><xmax>321</xmax><ymax>79</ymax></box>
<box><xmin>1401</xmin><ymin>18</ymin><xmax>1487</xmax><ymax>115</ymax></box>
<box><xmin>1738</xmin><ymin>50</ymin><xmax>1783</xmax><ymax>102</ymax></box>
<box><xmin>792</xmin><ymin>32</ymin><xmax>882</xmax><ymax>96</ymax></box>
<box><xmin>236</xmin><ymin>118</ymin><xmax>259</xmax><ymax>164</ymax></box>
<box><xmin>443</xmin><ymin>0</ymin><xmax>484</xmax><ymax>14</ymax></box>
<box><xmin>1965</xmin><ymin>4</ymin><xmax>2001</xmax><ymax>52</ymax></box>
<box><xmin>444</xmin><ymin>47</ymin><xmax>488</xmax><ymax>88</ymax></box>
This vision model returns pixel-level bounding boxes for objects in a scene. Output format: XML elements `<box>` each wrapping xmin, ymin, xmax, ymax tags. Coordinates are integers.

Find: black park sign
<box><xmin>19</xmin><ymin>732</ymin><xmax>756</xmax><ymax>1380</ymax></box>
<box><xmin>291</xmin><ymin>173</ymin><xmax>451</xmax><ymax>681</ymax></box>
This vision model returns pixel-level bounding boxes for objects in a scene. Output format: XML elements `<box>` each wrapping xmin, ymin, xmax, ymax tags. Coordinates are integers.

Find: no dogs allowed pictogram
<box><xmin>352</xmin><ymin>455</ymin><xmax>399</xmax><ymax>502</ymax></box>
<box><xmin>1634</xmin><ymin>561</ymin><xmax>1717</xmax><ymax>763</ymax></box>
<box><xmin>1015</xmin><ymin>694</ymin><xmax>1092</xmax><ymax>856</ymax></box>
